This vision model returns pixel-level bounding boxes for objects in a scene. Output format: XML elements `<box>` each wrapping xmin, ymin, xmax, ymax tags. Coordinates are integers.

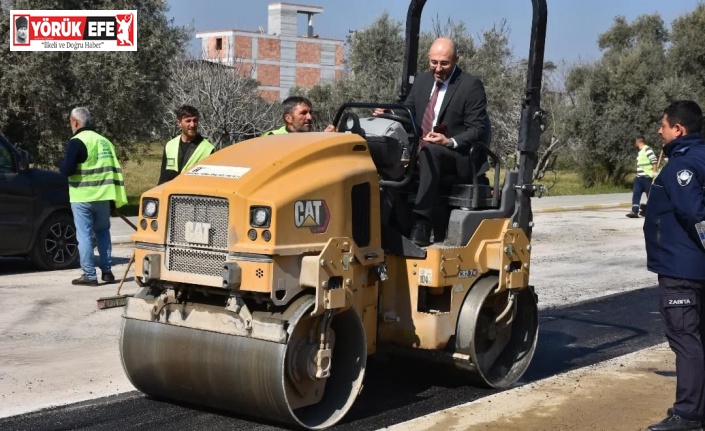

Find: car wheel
<box><xmin>31</xmin><ymin>212</ymin><xmax>79</xmax><ymax>271</ymax></box>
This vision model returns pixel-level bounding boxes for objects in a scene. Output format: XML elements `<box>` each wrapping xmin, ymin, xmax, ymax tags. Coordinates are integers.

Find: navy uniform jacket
<box><xmin>644</xmin><ymin>133</ymin><xmax>705</xmax><ymax>280</ymax></box>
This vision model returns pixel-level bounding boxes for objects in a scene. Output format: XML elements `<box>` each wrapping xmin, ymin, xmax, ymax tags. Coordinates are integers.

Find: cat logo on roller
<box><xmin>294</xmin><ymin>200</ymin><xmax>330</xmax><ymax>233</ymax></box>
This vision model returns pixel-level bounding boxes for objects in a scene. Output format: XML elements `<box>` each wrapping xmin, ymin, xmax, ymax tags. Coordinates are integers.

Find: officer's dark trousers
<box><xmin>659</xmin><ymin>275</ymin><xmax>705</xmax><ymax>421</ymax></box>
<box><xmin>631</xmin><ymin>176</ymin><xmax>652</xmax><ymax>213</ymax></box>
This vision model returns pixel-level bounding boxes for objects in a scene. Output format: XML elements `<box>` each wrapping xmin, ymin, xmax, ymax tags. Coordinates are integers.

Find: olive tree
<box><xmin>0</xmin><ymin>0</ymin><xmax>189</xmax><ymax>165</ymax></box>
<box><xmin>563</xmin><ymin>14</ymin><xmax>675</xmax><ymax>186</ymax></box>
<box><xmin>165</xmin><ymin>54</ymin><xmax>278</xmax><ymax>148</ymax></box>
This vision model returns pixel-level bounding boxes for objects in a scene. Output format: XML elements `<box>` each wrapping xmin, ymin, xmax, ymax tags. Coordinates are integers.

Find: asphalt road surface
<box><xmin>0</xmin><ymin>286</ymin><xmax>664</xmax><ymax>431</ymax></box>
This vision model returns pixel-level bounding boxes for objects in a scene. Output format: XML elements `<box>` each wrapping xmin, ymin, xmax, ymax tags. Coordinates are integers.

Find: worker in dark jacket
<box><xmin>643</xmin><ymin>100</ymin><xmax>705</xmax><ymax>431</ymax></box>
<box><xmin>157</xmin><ymin>105</ymin><xmax>215</xmax><ymax>185</ymax></box>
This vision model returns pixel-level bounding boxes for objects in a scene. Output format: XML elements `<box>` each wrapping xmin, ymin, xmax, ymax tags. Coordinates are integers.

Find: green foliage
<box><xmin>564</xmin><ymin>8</ymin><xmax>705</xmax><ymax>188</ymax></box>
<box><xmin>669</xmin><ymin>4</ymin><xmax>705</xmax><ymax>102</ymax></box>
<box><xmin>564</xmin><ymin>14</ymin><xmax>676</xmax><ymax>186</ymax></box>
<box><xmin>0</xmin><ymin>0</ymin><xmax>189</xmax><ymax>165</ymax></box>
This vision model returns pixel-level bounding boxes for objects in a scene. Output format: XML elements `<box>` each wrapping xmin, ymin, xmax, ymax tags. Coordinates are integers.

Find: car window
<box><xmin>0</xmin><ymin>142</ymin><xmax>16</xmax><ymax>173</ymax></box>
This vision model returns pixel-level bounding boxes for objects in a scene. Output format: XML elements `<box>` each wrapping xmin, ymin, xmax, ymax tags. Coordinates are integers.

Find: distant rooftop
<box><xmin>268</xmin><ymin>2</ymin><xmax>324</xmax><ymax>37</ymax></box>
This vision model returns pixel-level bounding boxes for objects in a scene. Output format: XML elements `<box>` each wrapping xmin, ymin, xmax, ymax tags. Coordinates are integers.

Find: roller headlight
<box><xmin>250</xmin><ymin>206</ymin><xmax>271</xmax><ymax>228</ymax></box>
<box><xmin>142</xmin><ymin>199</ymin><xmax>159</xmax><ymax>218</ymax></box>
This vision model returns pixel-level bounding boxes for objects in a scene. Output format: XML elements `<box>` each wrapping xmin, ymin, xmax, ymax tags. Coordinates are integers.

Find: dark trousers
<box><xmin>658</xmin><ymin>275</ymin><xmax>705</xmax><ymax>421</ymax></box>
<box><xmin>631</xmin><ymin>176</ymin><xmax>652</xmax><ymax>213</ymax></box>
<box><xmin>414</xmin><ymin>144</ymin><xmax>486</xmax><ymax>220</ymax></box>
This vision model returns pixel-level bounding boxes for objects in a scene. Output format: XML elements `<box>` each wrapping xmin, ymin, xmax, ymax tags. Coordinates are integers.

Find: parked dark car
<box><xmin>0</xmin><ymin>133</ymin><xmax>78</xmax><ymax>270</ymax></box>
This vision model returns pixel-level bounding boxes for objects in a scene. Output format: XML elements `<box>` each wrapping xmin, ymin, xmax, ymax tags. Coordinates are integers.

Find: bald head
<box><xmin>430</xmin><ymin>37</ymin><xmax>457</xmax><ymax>57</ymax></box>
<box><xmin>428</xmin><ymin>37</ymin><xmax>459</xmax><ymax>82</ymax></box>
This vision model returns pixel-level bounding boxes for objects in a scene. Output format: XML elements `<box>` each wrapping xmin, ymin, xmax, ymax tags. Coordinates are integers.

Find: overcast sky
<box><xmin>166</xmin><ymin>0</ymin><xmax>702</xmax><ymax>63</ymax></box>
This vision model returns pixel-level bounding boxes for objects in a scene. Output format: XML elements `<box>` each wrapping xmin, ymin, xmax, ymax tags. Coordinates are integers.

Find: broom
<box><xmin>97</xmin><ymin>210</ymin><xmax>137</xmax><ymax>310</ymax></box>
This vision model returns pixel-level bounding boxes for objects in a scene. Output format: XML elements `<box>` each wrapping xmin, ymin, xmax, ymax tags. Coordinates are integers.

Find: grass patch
<box><xmin>488</xmin><ymin>167</ymin><xmax>631</xmax><ymax>196</ymax></box>
<box><xmin>120</xmin><ymin>143</ymin><xmax>162</xmax><ymax>216</ymax></box>
<box><xmin>538</xmin><ymin>170</ymin><xmax>632</xmax><ymax>196</ymax></box>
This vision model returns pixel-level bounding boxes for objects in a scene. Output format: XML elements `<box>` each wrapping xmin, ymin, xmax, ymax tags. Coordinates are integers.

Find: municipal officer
<box><xmin>59</xmin><ymin>107</ymin><xmax>128</xmax><ymax>286</ymax></box>
<box><xmin>157</xmin><ymin>105</ymin><xmax>215</xmax><ymax>185</ymax></box>
<box><xmin>644</xmin><ymin>100</ymin><xmax>705</xmax><ymax>431</ymax></box>
<box><xmin>263</xmin><ymin>96</ymin><xmax>334</xmax><ymax>135</ymax></box>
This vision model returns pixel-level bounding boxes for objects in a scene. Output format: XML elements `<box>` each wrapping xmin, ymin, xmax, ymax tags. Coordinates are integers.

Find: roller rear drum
<box><xmin>456</xmin><ymin>275</ymin><xmax>538</xmax><ymax>388</ymax></box>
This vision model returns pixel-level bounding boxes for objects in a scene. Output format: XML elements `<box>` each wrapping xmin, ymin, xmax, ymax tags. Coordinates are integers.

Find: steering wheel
<box><xmin>375</xmin><ymin>111</ymin><xmax>412</xmax><ymax>127</ymax></box>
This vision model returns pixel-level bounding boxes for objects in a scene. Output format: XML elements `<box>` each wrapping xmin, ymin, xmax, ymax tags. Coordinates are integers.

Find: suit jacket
<box><xmin>404</xmin><ymin>67</ymin><xmax>488</xmax><ymax>155</ymax></box>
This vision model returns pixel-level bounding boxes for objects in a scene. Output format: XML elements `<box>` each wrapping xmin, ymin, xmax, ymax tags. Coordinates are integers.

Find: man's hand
<box><xmin>372</xmin><ymin>108</ymin><xmax>387</xmax><ymax>116</ymax></box>
<box><xmin>324</xmin><ymin>124</ymin><xmax>336</xmax><ymax>132</ymax></box>
<box><xmin>423</xmin><ymin>132</ymin><xmax>452</xmax><ymax>147</ymax></box>
<box><xmin>109</xmin><ymin>200</ymin><xmax>117</xmax><ymax>217</ymax></box>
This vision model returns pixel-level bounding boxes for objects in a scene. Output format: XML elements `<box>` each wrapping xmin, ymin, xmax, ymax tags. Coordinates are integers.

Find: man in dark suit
<box><xmin>396</xmin><ymin>37</ymin><xmax>489</xmax><ymax>246</ymax></box>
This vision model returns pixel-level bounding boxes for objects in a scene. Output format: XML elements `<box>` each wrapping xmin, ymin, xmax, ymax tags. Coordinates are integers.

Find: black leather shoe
<box><xmin>101</xmin><ymin>271</ymin><xmax>115</xmax><ymax>283</ymax></box>
<box><xmin>72</xmin><ymin>275</ymin><xmax>98</xmax><ymax>286</ymax></box>
<box><xmin>410</xmin><ymin>219</ymin><xmax>432</xmax><ymax>247</ymax></box>
<box><xmin>647</xmin><ymin>413</ymin><xmax>703</xmax><ymax>431</ymax></box>
<box><xmin>626</xmin><ymin>212</ymin><xmax>640</xmax><ymax>218</ymax></box>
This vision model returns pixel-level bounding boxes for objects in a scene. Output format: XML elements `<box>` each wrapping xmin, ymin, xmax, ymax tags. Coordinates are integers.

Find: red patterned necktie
<box><xmin>420</xmin><ymin>81</ymin><xmax>443</xmax><ymax>150</ymax></box>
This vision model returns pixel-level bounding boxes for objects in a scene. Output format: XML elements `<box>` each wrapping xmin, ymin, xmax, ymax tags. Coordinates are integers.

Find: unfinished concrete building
<box><xmin>196</xmin><ymin>3</ymin><xmax>345</xmax><ymax>101</ymax></box>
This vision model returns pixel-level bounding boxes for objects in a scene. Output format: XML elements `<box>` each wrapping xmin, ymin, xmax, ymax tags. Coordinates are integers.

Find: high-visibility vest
<box><xmin>164</xmin><ymin>136</ymin><xmax>215</xmax><ymax>172</ymax></box>
<box><xmin>68</xmin><ymin>130</ymin><xmax>127</xmax><ymax>208</ymax></box>
<box><xmin>263</xmin><ymin>126</ymin><xmax>288</xmax><ymax>135</ymax></box>
<box><xmin>637</xmin><ymin>145</ymin><xmax>656</xmax><ymax>178</ymax></box>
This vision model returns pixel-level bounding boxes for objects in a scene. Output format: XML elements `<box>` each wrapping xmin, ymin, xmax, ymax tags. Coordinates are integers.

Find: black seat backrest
<box><xmin>444</xmin><ymin>170</ymin><xmax>518</xmax><ymax>247</ymax></box>
<box><xmin>444</xmin><ymin>114</ymin><xmax>499</xmax><ymax>210</ymax></box>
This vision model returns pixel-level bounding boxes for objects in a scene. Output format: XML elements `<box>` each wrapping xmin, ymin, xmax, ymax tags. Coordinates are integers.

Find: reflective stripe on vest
<box><xmin>68</xmin><ymin>130</ymin><xmax>128</xmax><ymax>208</ymax></box>
<box><xmin>637</xmin><ymin>146</ymin><xmax>656</xmax><ymax>177</ymax></box>
<box><xmin>263</xmin><ymin>125</ymin><xmax>288</xmax><ymax>135</ymax></box>
<box><xmin>164</xmin><ymin>136</ymin><xmax>215</xmax><ymax>172</ymax></box>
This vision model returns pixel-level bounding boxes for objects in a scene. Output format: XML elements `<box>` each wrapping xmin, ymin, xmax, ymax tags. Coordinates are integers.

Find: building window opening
<box><xmin>215</xmin><ymin>37</ymin><xmax>223</xmax><ymax>51</ymax></box>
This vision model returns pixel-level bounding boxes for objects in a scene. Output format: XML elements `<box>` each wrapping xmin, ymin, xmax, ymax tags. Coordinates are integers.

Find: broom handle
<box><xmin>114</xmin><ymin>208</ymin><xmax>137</xmax><ymax>231</ymax></box>
<box><xmin>116</xmin><ymin>252</ymin><xmax>135</xmax><ymax>296</ymax></box>
<box><xmin>655</xmin><ymin>150</ymin><xmax>664</xmax><ymax>172</ymax></box>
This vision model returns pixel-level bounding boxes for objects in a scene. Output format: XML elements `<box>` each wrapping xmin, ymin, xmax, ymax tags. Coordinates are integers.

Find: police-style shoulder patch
<box><xmin>677</xmin><ymin>169</ymin><xmax>693</xmax><ymax>186</ymax></box>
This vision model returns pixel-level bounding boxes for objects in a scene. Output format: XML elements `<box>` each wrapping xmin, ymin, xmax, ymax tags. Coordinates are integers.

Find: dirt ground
<box><xmin>0</xmin><ymin>246</ymin><xmax>136</xmax><ymax>417</ymax></box>
<box><xmin>387</xmin><ymin>344</ymin><xmax>675</xmax><ymax>431</ymax></box>
<box><xmin>0</xmin><ymin>208</ymin><xmax>670</xmax><ymax>430</ymax></box>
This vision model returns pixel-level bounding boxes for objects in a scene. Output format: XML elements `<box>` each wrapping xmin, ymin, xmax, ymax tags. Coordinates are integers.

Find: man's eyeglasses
<box><xmin>430</xmin><ymin>60</ymin><xmax>452</xmax><ymax>67</ymax></box>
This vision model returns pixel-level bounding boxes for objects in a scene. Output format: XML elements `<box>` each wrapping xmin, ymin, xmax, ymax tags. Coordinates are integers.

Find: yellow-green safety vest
<box><xmin>637</xmin><ymin>145</ymin><xmax>656</xmax><ymax>178</ymax></box>
<box><xmin>68</xmin><ymin>130</ymin><xmax>128</xmax><ymax>208</ymax></box>
<box><xmin>263</xmin><ymin>125</ymin><xmax>289</xmax><ymax>136</ymax></box>
<box><xmin>164</xmin><ymin>136</ymin><xmax>215</xmax><ymax>172</ymax></box>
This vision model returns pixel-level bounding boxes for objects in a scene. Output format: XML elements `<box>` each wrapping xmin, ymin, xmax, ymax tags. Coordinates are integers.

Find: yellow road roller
<box><xmin>120</xmin><ymin>0</ymin><xmax>547</xmax><ymax>428</ymax></box>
